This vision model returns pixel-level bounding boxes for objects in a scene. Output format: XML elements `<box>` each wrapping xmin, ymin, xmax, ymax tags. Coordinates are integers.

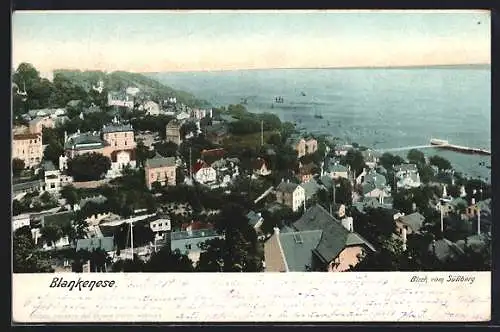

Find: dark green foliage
<box><xmin>67</xmin><ymin>153</ymin><xmax>111</xmax><ymax>181</ymax></box>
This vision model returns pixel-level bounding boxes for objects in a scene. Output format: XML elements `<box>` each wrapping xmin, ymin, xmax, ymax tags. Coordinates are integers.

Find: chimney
<box><xmin>402</xmin><ymin>227</ymin><xmax>407</xmax><ymax>251</ymax></box>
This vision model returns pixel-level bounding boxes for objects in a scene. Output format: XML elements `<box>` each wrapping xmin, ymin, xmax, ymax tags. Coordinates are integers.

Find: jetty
<box><xmin>430</xmin><ymin>138</ymin><xmax>491</xmax><ymax>156</ymax></box>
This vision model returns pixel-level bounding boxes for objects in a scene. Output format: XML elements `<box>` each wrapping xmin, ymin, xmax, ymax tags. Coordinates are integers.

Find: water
<box><xmin>151</xmin><ymin>67</ymin><xmax>491</xmax><ymax>181</ymax></box>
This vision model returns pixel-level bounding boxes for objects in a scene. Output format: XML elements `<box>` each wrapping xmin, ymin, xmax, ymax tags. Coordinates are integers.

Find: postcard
<box><xmin>11</xmin><ymin>9</ymin><xmax>491</xmax><ymax>323</ymax></box>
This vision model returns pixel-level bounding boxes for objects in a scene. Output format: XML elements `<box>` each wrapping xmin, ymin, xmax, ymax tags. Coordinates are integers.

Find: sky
<box><xmin>12</xmin><ymin>10</ymin><xmax>491</xmax><ymax>74</ymax></box>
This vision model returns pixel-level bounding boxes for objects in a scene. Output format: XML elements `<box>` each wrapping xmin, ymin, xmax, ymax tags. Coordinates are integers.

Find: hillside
<box><xmin>53</xmin><ymin>69</ymin><xmax>209</xmax><ymax>107</ymax></box>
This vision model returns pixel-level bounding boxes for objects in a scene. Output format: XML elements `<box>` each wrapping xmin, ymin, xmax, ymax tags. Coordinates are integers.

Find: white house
<box><xmin>253</xmin><ymin>158</ymin><xmax>272</xmax><ymax>177</ymax></box>
<box><xmin>326</xmin><ymin>162</ymin><xmax>349</xmax><ymax>180</ymax></box>
<box><xmin>176</xmin><ymin>111</ymin><xmax>191</xmax><ymax>121</ymax></box>
<box><xmin>13</xmin><ymin>214</ymin><xmax>31</xmax><ymax>231</ymax></box>
<box><xmin>395</xmin><ymin>164</ymin><xmax>421</xmax><ymax>189</ymax></box>
<box><xmin>150</xmin><ymin>217</ymin><xmax>171</xmax><ymax>243</ymax></box>
<box><xmin>142</xmin><ymin>101</ymin><xmax>161</xmax><ymax>116</ymax></box>
<box><xmin>43</xmin><ymin>161</ymin><xmax>73</xmax><ymax>194</ymax></box>
<box><xmin>193</xmin><ymin>160</ymin><xmax>217</xmax><ymax>185</ymax></box>
<box><xmin>276</xmin><ymin>180</ymin><xmax>306</xmax><ymax>212</ymax></box>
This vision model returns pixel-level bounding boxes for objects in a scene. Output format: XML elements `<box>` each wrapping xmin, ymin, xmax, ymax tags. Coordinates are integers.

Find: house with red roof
<box><xmin>193</xmin><ymin>159</ymin><xmax>217</xmax><ymax>185</ymax></box>
<box><xmin>253</xmin><ymin>157</ymin><xmax>272</xmax><ymax>177</ymax></box>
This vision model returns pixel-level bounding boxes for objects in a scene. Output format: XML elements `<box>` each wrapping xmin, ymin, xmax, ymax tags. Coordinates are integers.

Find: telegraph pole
<box><xmin>130</xmin><ymin>222</ymin><xmax>134</xmax><ymax>260</ymax></box>
<box><xmin>261</xmin><ymin>120</ymin><xmax>264</xmax><ymax>146</ymax></box>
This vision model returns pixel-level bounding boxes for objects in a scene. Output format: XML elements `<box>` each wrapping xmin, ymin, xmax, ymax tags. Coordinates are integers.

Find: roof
<box><xmin>14</xmin><ymin>133</ymin><xmax>40</xmax><ymax>140</ymax></box>
<box><xmin>300</xmin><ymin>178</ymin><xmax>322</xmax><ymax>200</ymax></box>
<box><xmin>180</xmin><ymin>221</ymin><xmax>214</xmax><ymax>231</ymax></box>
<box><xmin>318</xmin><ymin>175</ymin><xmax>335</xmax><ymax>190</ymax></box>
<box><xmin>76</xmin><ymin>237</ymin><xmax>115</xmax><ymax>252</ymax></box>
<box><xmin>192</xmin><ymin>160</ymin><xmax>210</xmax><ymax>173</ymax></box>
<box><xmin>276</xmin><ymin>181</ymin><xmax>300</xmax><ymax>193</ymax></box>
<box><xmin>79</xmin><ymin>195</ymin><xmax>108</xmax><ymax>208</ymax></box>
<box><xmin>399</xmin><ymin>212</ymin><xmax>425</xmax><ymax>232</ymax></box>
<box><xmin>449</xmin><ymin>197</ymin><xmax>468</xmax><ymax>208</ymax></box>
<box><xmin>102</xmin><ymin>123</ymin><xmax>134</xmax><ymax>134</ymax></box>
<box><xmin>279</xmin><ymin>230</ymin><xmax>323</xmax><ymax>271</ymax></box>
<box><xmin>362</xmin><ymin>172</ymin><xmax>387</xmax><ymax>194</ymax></box>
<box><xmin>352</xmin><ymin>197</ymin><xmax>397</xmax><ymax>214</ymax></box>
<box><xmin>475</xmin><ymin>199</ymin><xmax>492</xmax><ymax>215</ymax></box>
<box><xmin>429</xmin><ymin>238</ymin><xmax>464</xmax><ymax>262</ymax></box>
<box><xmin>395</xmin><ymin>163</ymin><xmax>418</xmax><ymax>173</ymax></box>
<box><xmin>42</xmin><ymin>212</ymin><xmax>74</xmax><ymax>228</ymax></box>
<box><xmin>361</xmin><ymin>149</ymin><xmax>381</xmax><ymax>161</ymax></box>
<box><xmin>13</xmin><ymin>180</ymin><xmax>44</xmax><ymax>192</ymax></box>
<box><xmin>246</xmin><ymin>211</ymin><xmax>263</xmax><ymax>227</ymax></box>
<box><xmin>327</xmin><ymin>164</ymin><xmax>348</xmax><ymax>173</ymax></box>
<box><xmin>29</xmin><ymin>117</ymin><xmax>50</xmax><ymax>125</ymax></box>
<box><xmin>293</xmin><ymin>204</ymin><xmax>375</xmax><ymax>263</ymax></box>
<box><xmin>145</xmin><ymin>156</ymin><xmax>176</xmax><ymax>169</ymax></box>
<box><xmin>205</xmin><ymin>123</ymin><xmax>228</xmax><ymax>136</ymax></box>
<box><xmin>219</xmin><ymin>114</ymin><xmax>238</xmax><ymax>123</ymax></box>
<box><xmin>299</xmin><ymin>162</ymin><xmax>317</xmax><ymax>175</ymax></box>
<box><xmin>170</xmin><ymin>229</ymin><xmax>223</xmax><ymax>254</ymax></box>
<box><xmin>455</xmin><ymin>234</ymin><xmax>490</xmax><ymax>253</ymax></box>
<box><xmin>166</xmin><ymin>119</ymin><xmax>181</xmax><ymax>128</ymax></box>
<box><xmin>201</xmin><ymin>148</ymin><xmax>226</xmax><ymax>159</ymax></box>
<box><xmin>64</xmin><ymin>133</ymin><xmax>105</xmax><ymax>150</ymax></box>
<box><xmin>253</xmin><ymin>158</ymin><xmax>267</xmax><ymax>170</ymax></box>
<box><xmin>42</xmin><ymin>161</ymin><xmax>57</xmax><ymax>171</ymax></box>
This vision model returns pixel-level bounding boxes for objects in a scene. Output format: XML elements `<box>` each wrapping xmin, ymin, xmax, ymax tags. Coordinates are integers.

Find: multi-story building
<box><xmin>107</xmin><ymin>91</ymin><xmax>134</xmax><ymax>108</ymax></box>
<box><xmin>61</xmin><ymin>122</ymin><xmax>137</xmax><ymax>178</ymax></box>
<box><xmin>144</xmin><ymin>155</ymin><xmax>177</xmax><ymax>190</ymax></box>
<box><xmin>288</xmin><ymin>136</ymin><xmax>318</xmax><ymax>159</ymax></box>
<box><xmin>275</xmin><ymin>180</ymin><xmax>306</xmax><ymax>212</ymax></box>
<box><xmin>12</xmin><ymin>133</ymin><xmax>43</xmax><ymax>168</ymax></box>
<box><xmin>165</xmin><ymin>119</ymin><xmax>182</xmax><ymax>145</ymax></box>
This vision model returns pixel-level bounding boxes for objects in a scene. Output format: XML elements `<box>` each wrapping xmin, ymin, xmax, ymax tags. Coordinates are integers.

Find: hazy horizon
<box><xmin>13</xmin><ymin>10</ymin><xmax>491</xmax><ymax>73</ymax></box>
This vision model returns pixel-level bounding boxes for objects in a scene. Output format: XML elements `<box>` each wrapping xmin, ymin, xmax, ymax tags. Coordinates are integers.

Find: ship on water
<box><xmin>430</xmin><ymin>138</ymin><xmax>449</xmax><ymax>146</ymax></box>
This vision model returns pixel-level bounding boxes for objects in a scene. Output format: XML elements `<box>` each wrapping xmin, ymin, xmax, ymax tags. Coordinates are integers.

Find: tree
<box><xmin>154</xmin><ymin>141</ymin><xmax>178</xmax><ymax>158</ymax></box>
<box><xmin>379</xmin><ymin>153</ymin><xmax>405</xmax><ymax>170</ymax></box>
<box><xmin>39</xmin><ymin>191</ymin><xmax>57</xmax><ymax>206</ymax></box>
<box><xmin>12</xmin><ymin>158</ymin><xmax>25</xmax><ymax>176</ymax></box>
<box><xmin>353</xmin><ymin>207</ymin><xmax>396</xmax><ymax>248</ymax></box>
<box><xmin>60</xmin><ymin>185</ymin><xmax>80</xmax><ymax>207</ymax></box>
<box><xmin>67</xmin><ymin>153</ymin><xmax>111</xmax><ymax>181</ymax></box>
<box><xmin>13</xmin><ymin>226</ymin><xmax>54</xmax><ymax>273</ymax></box>
<box><xmin>342</xmin><ymin>149</ymin><xmax>366</xmax><ymax>178</ymax></box>
<box><xmin>43</xmin><ymin>140</ymin><xmax>64</xmax><ymax>167</ymax></box>
<box><xmin>40</xmin><ymin>224</ymin><xmax>64</xmax><ymax>248</ymax></box>
<box><xmin>429</xmin><ymin>155</ymin><xmax>452</xmax><ymax>171</ymax></box>
<box><xmin>180</xmin><ymin>122</ymin><xmax>198</xmax><ymax>138</ymax></box>
<box><xmin>144</xmin><ymin>246</ymin><xmax>194</xmax><ymax>272</ymax></box>
<box><xmin>418</xmin><ymin>164</ymin><xmax>435</xmax><ymax>184</ymax></box>
<box><xmin>135</xmin><ymin>140</ymin><xmax>153</xmax><ymax>167</ymax></box>
<box><xmin>407</xmin><ymin>149</ymin><xmax>426</xmax><ymax>166</ymax></box>
<box><xmin>351</xmin><ymin>237</ymin><xmax>408</xmax><ymax>271</ymax></box>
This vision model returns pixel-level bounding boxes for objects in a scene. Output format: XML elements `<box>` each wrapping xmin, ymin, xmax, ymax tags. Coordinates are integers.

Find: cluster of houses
<box><xmin>12</xmin><ymin>79</ymin><xmax>491</xmax><ymax>272</ymax></box>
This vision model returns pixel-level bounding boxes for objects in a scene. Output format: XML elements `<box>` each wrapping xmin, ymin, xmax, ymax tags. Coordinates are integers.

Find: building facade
<box><xmin>144</xmin><ymin>156</ymin><xmax>177</xmax><ymax>190</ymax></box>
<box><xmin>165</xmin><ymin>119</ymin><xmax>182</xmax><ymax>146</ymax></box>
<box><xmin>275</xmin><ymin>180</ymin><xmax>306</xmax><ymax>212</ymax></box>
<box><xmin>12</xmin><ymin>133</ymin><xmax>43</xmax><ymax>168</ymax></box>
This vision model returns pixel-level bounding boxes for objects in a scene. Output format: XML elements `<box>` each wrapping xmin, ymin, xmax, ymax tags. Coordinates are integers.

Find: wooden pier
<box><xmin>430</xmin><ymin>139</ymin><xmax>491</xmax><ymax>156</ymax></box>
